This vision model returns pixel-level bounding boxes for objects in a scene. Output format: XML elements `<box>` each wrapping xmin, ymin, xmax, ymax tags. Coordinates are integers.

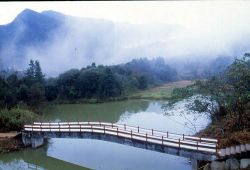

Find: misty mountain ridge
<box><xmin>0</xmin><ymin>9</ymin><xmax>65</xmax><ymax>72</ymax></box>
<box><xmin>0</xmin><ymin>8</ymin><xmax>241</xmax><ymax>77</ymax></box>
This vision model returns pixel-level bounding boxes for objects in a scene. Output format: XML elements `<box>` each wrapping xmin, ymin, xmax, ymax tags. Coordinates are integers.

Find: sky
<box><xmin>1</xmin><ymin>1</ymin><xmax>250</xmax><ymax>75</ymax></box>
<box><xmin>0</xmin><ymin>1</ymin><xmax>249</xmax><ymax>30</ymax></box>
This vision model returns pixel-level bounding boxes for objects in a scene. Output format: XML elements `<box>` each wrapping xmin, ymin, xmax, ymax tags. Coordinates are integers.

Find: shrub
<box><xmin>0</xmin><ymin>108</ymin><xmax>37</xmax><ymax>131</ymax></box>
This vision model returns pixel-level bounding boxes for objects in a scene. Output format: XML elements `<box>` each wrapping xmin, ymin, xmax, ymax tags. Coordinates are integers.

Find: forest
<box><xmin>0</xmin><ymin>57</ymin><xmax>177</xmax><ymax>110</ymax></box>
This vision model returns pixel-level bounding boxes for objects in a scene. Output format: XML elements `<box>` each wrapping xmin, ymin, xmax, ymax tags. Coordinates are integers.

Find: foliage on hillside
<box><xmin>164</xmin><ymin>53</ymin><xmax>250</xmax><ymax>146</ymax></box>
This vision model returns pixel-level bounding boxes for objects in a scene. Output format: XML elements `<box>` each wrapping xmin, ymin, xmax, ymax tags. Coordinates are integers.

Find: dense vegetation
<box><xmin>0</xmin><ymin>108</ymin><xmax>37</xmax><ymax>131</ymax></box>
<box><xmin>0</xmin><ymin>60</ymin><xmax>45</xmax><ymax>110</ymax></box>
<box><xmin>165</xmin><ymin>53</ymin><xmax>250</xmax><ymax>146</ymax></box>
<box><xmin>47</xmin><ymin>57</ymin><xmax>176</xmax><ymax>102</ymax></box>
<box><xmin>0</xmin><ymin>57</ymin><xmax>177</xmax><ymax>110</ymax></box>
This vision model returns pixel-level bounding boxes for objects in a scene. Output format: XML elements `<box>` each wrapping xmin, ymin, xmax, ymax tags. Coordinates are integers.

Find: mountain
<box><xmin>0</xmin><ymin>9</ymin><xmax>181</xmax><ymax>76</ymax></box>
<box><xmin>0</xmin><ymin>9</ymin><xmax>64</xmax><ymax>46</ymax></box>
<box><xmin>0</xmin><ymin>9</ymin><xmax>115</xmax><ymax>73</ymax></box>
<box><xmin>0</xmin><ymin>9</ymin><xmax>65</xmax><ymax>70</ymax></box>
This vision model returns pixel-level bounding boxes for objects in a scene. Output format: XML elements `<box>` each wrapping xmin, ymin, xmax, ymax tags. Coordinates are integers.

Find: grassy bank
<box><xmin>0</xmin><ymin>108</ymin><xmax>38</xmax><ymax>153</ymax></box>
<box><xmin>129</xmin><ymin>80</ymin><xmax>195</xmax><ymax>100</ymax></box>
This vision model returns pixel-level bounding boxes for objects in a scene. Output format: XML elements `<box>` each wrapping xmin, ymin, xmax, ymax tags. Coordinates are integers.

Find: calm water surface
<box><xmin>0</xmin><ymin>99</ymin><xmax>210</xmax><ymax>170</ymax></box>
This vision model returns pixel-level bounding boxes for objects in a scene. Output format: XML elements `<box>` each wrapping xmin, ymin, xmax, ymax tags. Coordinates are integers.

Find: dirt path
<box><xmin>0</xmin><ymin>131</ymin><xmax>18</xmax><ymax>138</ymax></box>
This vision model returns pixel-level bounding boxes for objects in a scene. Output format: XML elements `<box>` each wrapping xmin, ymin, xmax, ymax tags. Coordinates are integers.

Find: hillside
<box><xmin>0</xmin><ymin>9</ymin><xmax>179</xmax><ymax>76</ymax></box>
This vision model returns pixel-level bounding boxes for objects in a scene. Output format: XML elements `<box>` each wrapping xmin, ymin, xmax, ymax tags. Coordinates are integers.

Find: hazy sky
<box><xmin>0</xmin><ymin>1</ymin><xmax>249</xmax><ymax>30</ymax></box>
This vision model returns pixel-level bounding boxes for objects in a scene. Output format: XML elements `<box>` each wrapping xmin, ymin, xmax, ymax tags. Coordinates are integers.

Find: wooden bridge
<box><xmin>22</xmin><ymin>122</ymin><xmax>250</xmax><ymax>169</ymax></box>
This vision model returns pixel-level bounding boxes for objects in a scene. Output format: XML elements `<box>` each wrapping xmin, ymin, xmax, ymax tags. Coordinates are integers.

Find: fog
<box><xmin>20</xmin><ymin>15</ymin><xmax>183</xmax><ymax>76</ymax></box>
<box><xmin>1</xmin><ymin>2</ymin><xmax>250</xmax><ymax>76</ymax></box>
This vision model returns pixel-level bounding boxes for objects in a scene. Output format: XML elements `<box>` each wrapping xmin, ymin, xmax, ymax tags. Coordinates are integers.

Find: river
<box><xmin>0</xmin><ymin>99</ymin><xmax>210</xmax><ymax>170</ymax></box>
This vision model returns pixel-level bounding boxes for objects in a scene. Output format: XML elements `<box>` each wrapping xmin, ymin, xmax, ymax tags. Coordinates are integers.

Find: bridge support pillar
<box><xmin>22</xmin><ymin>132</ymin><xmax>31</xmax><ymax>146</ymax></box>
<box><xmin>191</xmin><ymin>159</ymin><xmax>198</xmax><ymax>170</ymax></box>
<box><xmin>22</xmin><ymin>132</ymin><xmax>45</xmax><ymax>148</ymax></box>
<box><xmin>31</xmin><ymin>135</ymin><xmax>44</xmax><ymax>148</ymax></box>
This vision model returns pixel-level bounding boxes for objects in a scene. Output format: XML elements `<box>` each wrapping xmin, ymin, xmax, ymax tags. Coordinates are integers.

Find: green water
<box><xmin>42</xmin><ymin>100</ymin><xmax>151</xmax><ymax>122</ymax></box>
<box><xmin>0</xmin><ymin>99</ymin><xmax>210</xmax><ymax>170</ymax></box>
<box><xmin>0</xmin><ymin>147</ymin><xmax>88</xmax><ymax>170</ymax></box>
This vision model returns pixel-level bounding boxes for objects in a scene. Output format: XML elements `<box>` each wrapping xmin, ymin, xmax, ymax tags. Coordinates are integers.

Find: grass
<box><xmin>129</xmin><ymin>80</ymin><xmax>195</xmax><ymax>100</ymax></box>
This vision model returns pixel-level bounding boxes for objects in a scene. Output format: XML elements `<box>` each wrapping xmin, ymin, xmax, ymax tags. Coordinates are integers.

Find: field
<box><xmin>129</xmin><ymin>80</ymin><xmax>194</xmax><ymax>100</ymax></box>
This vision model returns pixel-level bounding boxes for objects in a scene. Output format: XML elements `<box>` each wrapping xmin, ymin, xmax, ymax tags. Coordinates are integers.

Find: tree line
<box><xmin>0</xmin><ymin>57</ymin><xmax>177</xmax><ymax>109</ymax></box>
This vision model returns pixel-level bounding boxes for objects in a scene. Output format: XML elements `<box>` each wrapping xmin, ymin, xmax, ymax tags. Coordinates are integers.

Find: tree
<box><xmin>34</xmin><ymin>60</ymin><xmax>45</xmax><ymax>84</ymax></box>
<box><xmin>3</xmin><ymin>91</ymin><xmax>17</xmax><ymax>109</ymax></box>
<box><xmin>45</xmin><ymin>78</ymin><xmax>58</xmax><ymax>101</ymax></box>
<box><xmin>57</xmin><ymin>69</ymin><xmax>80</xmax><ymax>99</ymax></box>
<box><xmin>78</xmin><ymin>70</ymin><xmax>100</xmax><ymax>98</ymax></box>
<box><xmin>17</xmin><ymin>84</ymin><xmax>29</xmax><ymax>102</ymax></box>
<box><xmin>6</xmin><ymin>74</ymin><xmax>19</xmax><ymax>87</ymax></box>
<box><xmin>183</xmin><ymin>53</ymin><xmax>249</xmax><ymax>131</ymax></box>
<box><xmin>25</xmin><ymin>60</ymin><xmax>35</xmax><ymax>79</ymax></box>
<box><xmin>98</xmin><ymin>68</ymin><xmax>122</xmax><ymax>99</ymax></box>
<box><xmin>137</xmin><ymin>75</ymin><xmax>147</xmax><ymax>90</ymax></box>
<box><xmin>27</xmin><ymin>83</ymin><xmax>44</xmax><ymax>107</ymax></box>
<box><xmin>24</xmin><ymin>60</ymin><xmax>45</xmax><ymax>86</ymax></box>
<box><xmin>91</xmin><ymin>62</ymin><xmax>96</xmax><ymax>68</ymax></box>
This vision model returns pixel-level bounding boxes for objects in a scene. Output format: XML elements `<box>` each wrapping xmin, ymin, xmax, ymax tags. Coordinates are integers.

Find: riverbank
<box><xmin>0</xmin><ymin>132</ymin><xmax>24</xmax><ymax>153</ymax></box>
<box><xmin>0</xmin><ymin>108</ymin><xmax>38</xmax><ymax>153</ymax></box>
<box><xmin>197</xmin><ymin>122</ymin><xmax>250</xmax><ymax>148</ymax></box>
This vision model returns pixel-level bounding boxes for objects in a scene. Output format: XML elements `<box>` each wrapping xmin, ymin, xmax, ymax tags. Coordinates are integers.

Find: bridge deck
<box><xmin>24</xmin><ymin>122</ymin><xmax>218</xmax><ymax>154</ymax></box>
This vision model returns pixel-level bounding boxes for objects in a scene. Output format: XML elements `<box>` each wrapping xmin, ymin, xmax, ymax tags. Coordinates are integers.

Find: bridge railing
<box><xmin>24</xmin><ymin>122</ymin><xmax>218</xmax><ymax>154</ymax></box>
<box><xmin>32</xmin><ymin>122</ymin><xmax>218</xmax><ymax>143</ymax></box>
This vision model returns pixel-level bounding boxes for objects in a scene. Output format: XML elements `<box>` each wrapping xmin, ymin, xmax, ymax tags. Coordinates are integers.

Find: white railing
<box><xmin>24</xmin><ymin>122</ymin><xmax>218</xmax><ymax>154</ymax></box>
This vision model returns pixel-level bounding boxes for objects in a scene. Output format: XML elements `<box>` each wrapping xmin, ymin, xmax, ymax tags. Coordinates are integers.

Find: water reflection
<box><xmin>118</xmin><ymin>100</ymin><xmax>209</xmax><ymax>134</ymax></box>
<box><xmin>42</xmin><ymin>100</ymin><xmax>151</xmax><ymax>123</ymax></box>
<box><xmin>47</xmin><ymin>138</ymin><xmax>190</xmax><ymax>170</ymax></box>
<box><xmin>0</xmin><ymin>146</ymin><xmax>87</xmax><ymax>170</ymax></box>
<box><xmin>0</xmin><ymin>99</ymin><xmax>210</xmax><ymax>170</ymax></box>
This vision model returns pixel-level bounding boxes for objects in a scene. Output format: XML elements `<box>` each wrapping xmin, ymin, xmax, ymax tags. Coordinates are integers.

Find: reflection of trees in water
<box><xmin>106</xmin><ymin>99</ymin><xmax>151</xmax><ymax>122</ymax></box>
<box><xmin>43</xmin><ymin>100</ymin><xmax>150</xmax><ymax>123</ymax></box>
<box><xmin>0</xmin><ymin>143</ymin><xmax>87</xmax><ymax>170</ymax></box>
<box><xmin>163</xmin><ymin>96</ymin><xmax>210</xmax><ymax>134</ymax></box>
<box><xmin>123</xmin><ymin>100</ymin><xmax>150</xmax><ymax>113</ymax></box>
<box><xmin>117</xmin><ymin>100</ymin><xmax>153</xmax><ymax>122</ymax></box>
